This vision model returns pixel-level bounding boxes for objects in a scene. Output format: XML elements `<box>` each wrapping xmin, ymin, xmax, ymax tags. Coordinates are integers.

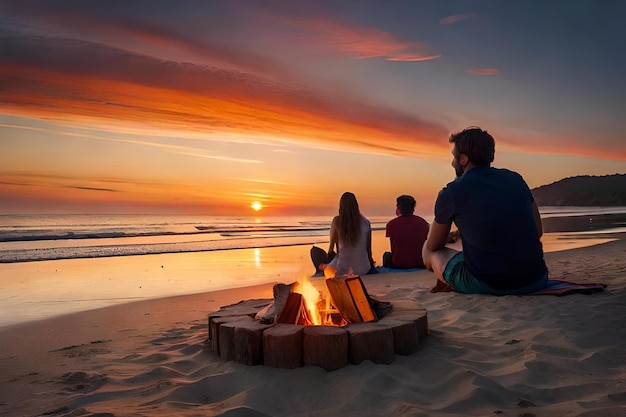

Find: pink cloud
<box><xmin>270</xmin><ymin>13</ymin><xmax>441</xmax><ymax>62</ymax></box>
<box><xmin>440</xmin><ymin>14</ymin><xmax>474</xmax><ymax>25</ymax></box>
<box><xmin>467</xmin><ymin>68</ymin><xmax>500</xmax><ymax>75</ymax></box>
<box><xmin>0</xmin><ymin>3</ymin><xmax>287</xmax><ymax>79</ymax></box>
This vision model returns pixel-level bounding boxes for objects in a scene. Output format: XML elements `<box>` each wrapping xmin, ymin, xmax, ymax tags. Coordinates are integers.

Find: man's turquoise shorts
<box><xmin>443</xmin><ymin>252</ymin><xmax>548</xmax><ymax>295</ymax></box>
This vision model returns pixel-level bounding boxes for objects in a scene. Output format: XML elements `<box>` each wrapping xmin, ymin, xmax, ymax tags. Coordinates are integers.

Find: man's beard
<box><xmin>453</xmin><ymin>160</ymin><xmax>464</xmax><ymax>177</ymax></box>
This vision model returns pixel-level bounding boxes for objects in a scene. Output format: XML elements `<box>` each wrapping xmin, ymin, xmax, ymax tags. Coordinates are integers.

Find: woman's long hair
<box><xmin>337</xmin><ymin>192</ymin><xmax>361</xmax><ymax>247</ymax></box>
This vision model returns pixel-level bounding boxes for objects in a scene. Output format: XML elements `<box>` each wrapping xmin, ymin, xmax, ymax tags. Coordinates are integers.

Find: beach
<box><xmin>1</xmin><ymin>229</ymin><xmax>625</xmax><ymax>416</ymax></box>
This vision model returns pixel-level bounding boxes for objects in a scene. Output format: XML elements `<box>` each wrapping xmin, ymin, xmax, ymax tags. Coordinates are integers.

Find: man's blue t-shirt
<box><xmin>434</xmin><ymin>166</ymin><xmax>547</xmax><ymax>289</ymax></box>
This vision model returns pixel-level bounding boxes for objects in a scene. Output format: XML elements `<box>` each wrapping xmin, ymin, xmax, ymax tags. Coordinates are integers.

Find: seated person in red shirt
<box><xmin>382</xmin><ymin>195</ymin><xmax>430</xmax><ymax>269</ymax></box>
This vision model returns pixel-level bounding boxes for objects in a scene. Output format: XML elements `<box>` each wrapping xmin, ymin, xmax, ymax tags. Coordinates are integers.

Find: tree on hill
<box><xmin>531</xmin><ymin>174</ymin><xmax>626</xmax><ymax>206</ymax></box>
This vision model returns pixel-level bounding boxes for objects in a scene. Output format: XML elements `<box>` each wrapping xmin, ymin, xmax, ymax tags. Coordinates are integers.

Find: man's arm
<box><xmin>366</xmin><ymin>227</ymin><xmax>374</xmax><ymax>267</ymax></box>
<box><xmin>328</xmin><ymin>217</ymin><xmax>338</xmax><ymax>254</ymax></box>
<box><xmin>426</xmin><ymin>221</ymin><xmax>452</xmax><ymax>251</ymax></box>
<box><xmin>385</xmin><ymin>223</ymin><xmax>393</xmax><ymax>251</ymax></box>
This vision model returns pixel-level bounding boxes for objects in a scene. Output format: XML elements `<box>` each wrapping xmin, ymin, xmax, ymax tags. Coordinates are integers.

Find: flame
<box><xmin>299</xmin><ymin>277</ymin><xmax>322</xmax><ymax>326</ymax></box>
<box><xmin>323</xmin><ymin>265</ymin><xmax>337</xmax><ymax>278</ymax></box>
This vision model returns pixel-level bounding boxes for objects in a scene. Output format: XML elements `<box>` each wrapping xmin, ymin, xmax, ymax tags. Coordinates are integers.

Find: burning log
<box><xmin>325</xmin><ymin>275</ymin><xmax>377</xmax><ymax>324</ymax></box>
<box><xmin>276</xmin><ymin>293</ymin><xmax>315</xmax><ymax>325</ymax></box>
<box><xmin>256</xmin><ymin>279</ymin><xmax>322</xmax><ymax>325</ymax></box>
<box><xmin>255</xmin><ymin>282</ymin><xmax>296</xmax><ymax>324</ymax></box>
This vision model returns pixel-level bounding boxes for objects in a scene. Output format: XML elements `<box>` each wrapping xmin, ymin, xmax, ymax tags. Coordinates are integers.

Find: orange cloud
<box><xmin>1</xmin><ymin>30</ymin><xmax>623</xmax><ymax>165</ymax></box>
<box><xmin>0</xmin><ymin>34</ymin><xmax>448</xmax><ymax>158</ymax></box>
<box><xmin>0</xmin><ymin>170</ymin><xmax>275</xmax><ymax>215</ymax></box>
<box><xmin>2</xmin><ymin>175</ymin><xmax>331</xmax><ymax>216</ymax></box>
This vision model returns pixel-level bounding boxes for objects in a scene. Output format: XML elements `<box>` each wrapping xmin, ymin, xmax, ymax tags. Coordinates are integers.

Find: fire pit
<box><xmin>206</xmin><ymin>276</ymin><xmax>428</xmax><ymax>371</ymax></box>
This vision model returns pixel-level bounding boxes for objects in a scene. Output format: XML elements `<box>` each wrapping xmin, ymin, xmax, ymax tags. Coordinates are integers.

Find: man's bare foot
<box><xmin>430</xmin><ymin>279</ymin><xmax>454</xmax><ymax>293</ymax></box>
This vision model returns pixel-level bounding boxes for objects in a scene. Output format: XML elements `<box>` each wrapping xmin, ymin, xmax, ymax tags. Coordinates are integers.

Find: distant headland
<box><xmin>532</xmin><ymin>174</ymin><xmax>626</xmax><ymax>206</ymax></box>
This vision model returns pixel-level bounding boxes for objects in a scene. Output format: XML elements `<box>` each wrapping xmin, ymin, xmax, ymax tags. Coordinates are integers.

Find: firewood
<box><xmin>325</xmin><ymin>275</ymin><xmax>377</xmax><ymax>323</ymax></box>
<box><xmin>255</xmin><ymin>283</ymin><xmax>295</xmax><ymax>323</ymax></box>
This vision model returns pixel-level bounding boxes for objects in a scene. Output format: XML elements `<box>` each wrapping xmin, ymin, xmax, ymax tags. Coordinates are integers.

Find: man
<box><xmin>383</xmin><ymin>195</ymin><xmax>430</xmax><ymax>269</ymax></box>
<box><xmin>422</xmin><ymin>127</ymin><xmax>548</xmax><ymax>294</ymax></box>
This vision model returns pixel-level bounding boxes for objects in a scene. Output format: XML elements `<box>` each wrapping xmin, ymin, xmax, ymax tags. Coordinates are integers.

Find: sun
<box><xmin>251</xmin><ymin>201</ymin><xmax>263</xmax><ymax>211</ymax></box>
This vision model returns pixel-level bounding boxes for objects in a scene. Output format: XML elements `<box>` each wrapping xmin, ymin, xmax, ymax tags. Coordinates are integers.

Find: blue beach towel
<box><xmin>375</xmin><ymin>266</ymin><xmax>425</xmax><ymax>274</ymax></box>
<box><xmin>530</xmin><ymin>279</ymin><xmax>606</xmax><ymax>296</ymax></box>
<box><xmin>428</xmin><ymin>277</ymin><xmax>606</xmax><ymax>295</ymax></box>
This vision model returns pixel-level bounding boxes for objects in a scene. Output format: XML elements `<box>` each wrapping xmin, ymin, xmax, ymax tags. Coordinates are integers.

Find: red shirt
<box><xmin>385</xmin><ymin>215</ymin><xmax>430</xmax><ymax>268</ymax></box>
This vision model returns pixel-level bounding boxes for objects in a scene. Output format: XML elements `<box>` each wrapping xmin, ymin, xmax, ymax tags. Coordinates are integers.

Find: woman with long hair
<box><xmin>311</xmin><ymin>192</ymin><xmax>375</xmax><ymax>276</ymax></box>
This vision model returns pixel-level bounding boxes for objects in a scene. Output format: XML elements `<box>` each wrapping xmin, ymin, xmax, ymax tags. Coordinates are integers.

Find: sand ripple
<box><xmin>0</xmin><ymin>240</ymin><xmax>625</xmax><ymax>416</ymax></box>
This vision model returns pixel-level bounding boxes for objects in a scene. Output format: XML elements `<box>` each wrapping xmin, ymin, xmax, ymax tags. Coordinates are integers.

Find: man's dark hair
<box><xmin>449</xmin><ymin>127</ymin><xmax>495</xmax><ymax>166</ymax></box>
<box><xmin>396</xmin><ymin>195</ymin><xmax>416</xmax><ymax>216</ymax></box>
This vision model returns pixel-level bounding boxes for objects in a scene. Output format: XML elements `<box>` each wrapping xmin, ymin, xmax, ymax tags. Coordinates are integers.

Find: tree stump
<box><xmin>416</xmin><ymin>313</ymin><xmax>429</xmax><ymax>342</ymax></box>
<box><xmin>380</xmin><ymin>319</ymin><xmax>419</xmax><ymax>355</ymax></box>
<box><xmin>207</xmin><ymin>296</ymin><xmax>429</xmax><ymax>370</ymax></box>
<box><xmin>263</xmin><ymin>324</ymin><xmax>304</xmax><ymax>368</ymax></box>
<box><xmin>302</xmin><ymin>326</ymin><xmax>349</xmax><ymax>371</ymax></box>
<box><xmin>218</xmin><ymin>318</ymin><xmax>254</xmax><ymax>361</ymax></box>
<box><xmin>233</xmin><ymin>321</ymin><xmax>274</xmax><ymax>365</ymax></box>
<box><xmin>385</xmin><ymin>306</ymin><xmax>429</xmax><ymax>343</ymax></box>
<box><xmin>207</xmin><ymin>303</ymin><xmax>269</xmax><ymax>339</ymax></box>
<box><xmin>209</xmin><ymin>315</ymin><xmax>253</xmax><ymax>355</ymax></box>
<box><xmin>345</xmin><ymin>322</ymin><xmax>395</xmax><ymax>365</ymax></box>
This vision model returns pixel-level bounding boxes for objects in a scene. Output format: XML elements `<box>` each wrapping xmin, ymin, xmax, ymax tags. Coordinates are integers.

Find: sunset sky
<box><xmin>1</xmin><ymin>0</ymin><xmax>624</xmax><ymax>217</ymax></box>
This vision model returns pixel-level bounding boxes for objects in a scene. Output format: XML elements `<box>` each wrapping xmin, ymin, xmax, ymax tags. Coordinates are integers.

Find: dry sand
<box><xmin>1</xmin><ymin>235</ymin><xmax>625</xmax><ymax>417</ymax></box>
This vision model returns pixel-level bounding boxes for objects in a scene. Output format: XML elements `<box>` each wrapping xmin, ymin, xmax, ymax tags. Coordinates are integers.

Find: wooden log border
<box><xmin>206</xmin><ymin>298</ymin><xmax>429</xmax><ymax>371</ymax></box>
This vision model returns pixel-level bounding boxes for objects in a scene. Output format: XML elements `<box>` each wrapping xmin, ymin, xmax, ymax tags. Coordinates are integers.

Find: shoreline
<box><xmin>0</xmin><ymin>229</ymin><xmax>621</xmax><ymax>329</ymax></box>
<box><xmin>541</xmin><ymin>211</ymin><xmax>626</xmax><ymax>233</ymax></box>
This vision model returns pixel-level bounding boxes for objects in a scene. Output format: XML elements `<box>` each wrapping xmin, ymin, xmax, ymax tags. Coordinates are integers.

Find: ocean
<box><xmin>2</xmin><ymin>207</ymin><xmax>625</xmax><ymax>263</ymax></box>
<box><xmin>0</xmin><ymin>214</ymin><xmax>385</xmax><ymax>263</ymax></box>
<box><xmin>0</xmin><ymin>215</ymin><xmax>338</xmax><ymax>263</ymax></box>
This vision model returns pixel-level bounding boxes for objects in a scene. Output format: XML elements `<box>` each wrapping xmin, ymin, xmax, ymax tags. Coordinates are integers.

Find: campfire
<box><xmin>207</xmin><ymin>271</ymin><xmax>428</xmax><ymax>371</ymax></box>
<box><xmin>255</xmin><ymin>269</ymin><xmax>390</xmax><ymax>327</ymax></box>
